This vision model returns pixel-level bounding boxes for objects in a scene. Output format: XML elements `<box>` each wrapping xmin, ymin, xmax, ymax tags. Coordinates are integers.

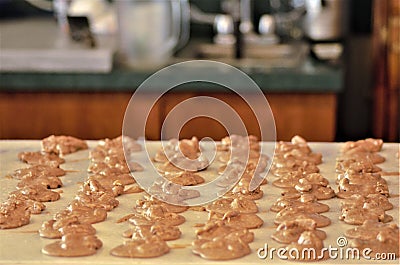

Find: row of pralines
<box><xmin>115</xmin><ymin>135</ymin><xmax>268</xmax><ymax>260</ymax></box>
<box><xmin>0</xmin><ymin>135</ymin><xmax>88</xmax><ymax>230</ymax></box>
<box><xmin>336</xmin><ymin>139</ymin><xmax>399</xmax><ymax>258</ymax></box>
<box><xmin>190</xmin><ymin>135</ymin><xmax>268</xmax><ymax>260</ymax></box>
<box><xmin>38</xmin><ymin>136</ymin><xmax>144</xmax><ymax>257</ymax></box>
<box><xmin>269</xmin><ymin>135</ymin><xmax>335</xmax><ymax>262</ymax></box>
<box><xmin>110</xmin><ymin>136</ymin><xmax>210</xmax><ymax>258</ymax></box>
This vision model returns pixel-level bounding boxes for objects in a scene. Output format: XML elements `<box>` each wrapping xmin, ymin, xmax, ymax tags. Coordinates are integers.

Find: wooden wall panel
<box><xmin>268</xmin><ymin>94</ymin><xmax>337</xmax><ymax>141</ymax></box>
<box><xmin>0</xmin><ymin>92</ymin><xmax>336</xmax><ymax>141</ymax></box>
<box><xmin>0</xmin><ymin>92</ymin><xmax>159</xmax><ymax>140</ymax></box>
<box><xmin>372</xmin><ymin>0</ymin><xmax>400</xmax><ymax>141</ymax></box>
<box><xmin>163</xmin><ymin>93</ymin><xmax>337</xmax><ymax>141</ymax></box>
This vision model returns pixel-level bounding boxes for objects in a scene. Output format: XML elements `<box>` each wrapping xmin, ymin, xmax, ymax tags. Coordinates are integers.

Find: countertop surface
<box><xmin>0</xmin><ymin>140</ymin><xmax>398</xmax><ymax>264</ymax></box>
<box><xmin>0</xmin><ymin>18</ymin><xmax>344</xmax><ymax>93</ymax></box>
<box><xmin>0</xmin><ymin>58</ymin><xmax>344</xmax><ymax>93</ymax></box>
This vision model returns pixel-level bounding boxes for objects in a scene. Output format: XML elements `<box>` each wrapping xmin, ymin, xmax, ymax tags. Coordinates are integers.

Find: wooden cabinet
<box><xmin>372</xmin><ymin>0</ymin><xmax>399</xmax><ymax>141</ymax></box>
<box><xmin>162</xmin><ymin>93</ymin><xmax>337</xmax><ymax>141</ymax></box>
<box><xmin>0</xmin><ymin>92</ymin><xmax>337</xmax><ymax>141</ymax></box>
<box><xmin>0</xmin><ymin>93</ymin><xmax>136</xmax><ymax>140</ymax></box>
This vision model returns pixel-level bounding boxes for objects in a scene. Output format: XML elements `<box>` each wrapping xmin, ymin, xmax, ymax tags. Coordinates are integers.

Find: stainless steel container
<box><xmin>116</xmin><ymin>0</ymin><xmax>190</xmax><ymax>69</ymax></box>
<box><xmin>303</xmin><ymin>0</ymin><xmax>349</xmax><ymax>41</ymax></box>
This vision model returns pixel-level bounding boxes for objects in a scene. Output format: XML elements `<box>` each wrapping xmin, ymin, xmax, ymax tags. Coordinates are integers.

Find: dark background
<box><xmin>0</xmin><ymin>0</ymin><xmax>375</xmax><ymax>141</ymax></box>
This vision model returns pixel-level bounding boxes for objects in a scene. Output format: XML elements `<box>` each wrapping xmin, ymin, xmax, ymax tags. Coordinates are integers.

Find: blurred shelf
<box><xmin>0</xmin><ymin>18</ymin><xmax>344</xmax><ymax>93</ymax></box>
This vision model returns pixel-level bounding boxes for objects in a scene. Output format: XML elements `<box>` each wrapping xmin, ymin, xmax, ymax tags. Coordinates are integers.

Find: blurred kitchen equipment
<box><xmin>190</xmin><ymin>4</ymin><xmax>236</xmax><ymax>45</ymax></box>
<box><xmin>311</xmin><ymin>43</ymin><xmax>343</xmax><ymax>61</ymax></box>
<box><xmin>303</xmin><ymin>0</ymin><xmax>349</xmax><ymax>41</ymax></box>
<box><xmin>116</xmin><ymin>0</ymin><xmax>190</xmax><ymax>69</ymax></box>
<box><xmin>8</xmin><ymin>0</ymin><xmax>113</xmax><ymax>73</ymax></box>
<box><xmin>238</xmin><ymin>0</ymin><xmax>259</xmax><ymax>43</ymax></box>
<box><xmin>24</xmin><ymin>0</ymin><xmax>116</xmax><ymax>34</ymax></box>
<box><xmin>191</xmin><ymin>0</ymin><xmax>280</xmax><ymax>46</ymax></box>
<box><xmin>303</xmin><ymin>0</ymin><xmax>348</xmax><ymax>61</ymax></box>
<box><xmin>268</xmin><ymin>0</ymin><xmax>305</xmax><ymax>41</ymax></box>
<box><xmin>24</xmin><ymin>0</ymin><xmax>53</xmax><ymax>11</ymax></box>
<box><xmin>0</xmin><ymin>18</ymin><xmax>113</xmax><ymax>73</ymax></box>
<box><xmin>53</xmin><ymin>0</ymin><xmax>69</xmax><ymax>31</ymax></box>
<box><xmin>68</xmin><ymin>0</ymin><xmax>117</xmax><ymax>34</ymax></box>
<box><xmin>189</xmin><ymin>0</ymin><xmax>308</xmax><ymax>64</ymax></box>
<box><xmin>67</xmin><ymin>16</ymin><xmax>96</xmax><ymax>48</ymax></box>
<box><xmin>258</xmin><ymin>14</ymin><xmax>279</xmax><ymax>44</ymax></box>
<box><xmin>213</xmin><ymin>14</ymin><xmax>235</xmax><ymax>45</ymax></box>
<box><xmin>189</xmin><ymin>4</ymin><xmax>217</xmax><ymax>24</ymax></box>
<box><xmin>221</xmin><ymin>0</ymin><xmax>270</xmax><ymax>45</ymax></box>
<box><xmin>25</xmin><ymin>0</ymin><xmax>70</xmax><ymax>31</ymax></box>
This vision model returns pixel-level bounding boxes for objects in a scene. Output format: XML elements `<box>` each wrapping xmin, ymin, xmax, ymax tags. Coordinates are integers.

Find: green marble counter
<box><xmin>0</xmin><ymin>57</ymin><xmax>343</xmax><ymax>93</ymax></box>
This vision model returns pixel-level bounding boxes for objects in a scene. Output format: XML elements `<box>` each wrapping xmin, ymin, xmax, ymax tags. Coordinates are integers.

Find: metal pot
<box><xmin>116</xmin><ymin>0</ymin><xmax>190</xmax><ymax>69</ymax></box>
<box><xmin>303</xmin><ymin>0</ymin><xmax>349</xmax><ymax>41</ymax></box>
